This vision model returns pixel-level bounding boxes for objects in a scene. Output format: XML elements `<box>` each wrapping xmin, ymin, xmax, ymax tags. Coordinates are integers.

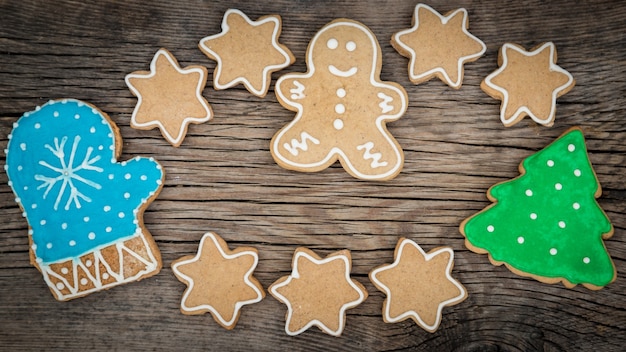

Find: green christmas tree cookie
<box><xmin>460</xmin><ymin>127</ymin><xmax>615</xmax><ymax>290</ymax></box>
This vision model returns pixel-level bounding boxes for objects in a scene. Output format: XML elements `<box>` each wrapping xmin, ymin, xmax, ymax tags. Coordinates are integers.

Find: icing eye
<box><xmin>346</xmin><ymin>41</ymin><xmax>356</xmax><ymax>51</ymax></box>
<box><xmin>327</xmin><ymin>38</ymin><xmax>338</xmax><ymax>49</ymax></box>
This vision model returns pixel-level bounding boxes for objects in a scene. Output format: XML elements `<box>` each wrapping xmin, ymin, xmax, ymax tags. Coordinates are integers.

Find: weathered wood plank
<box><xmin>1</xmin><ymin>0</ymin><xmax>625</xmax><ymax>350</ymax></box>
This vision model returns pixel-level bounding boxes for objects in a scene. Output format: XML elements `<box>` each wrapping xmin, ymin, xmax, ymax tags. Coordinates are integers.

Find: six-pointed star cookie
<box><xmin>482</xmin><ymin>42</ymin><xmax>575</xmax><ymax>127</ymax></box>
<box><xmin>369</xmin><ymin>238</ymin><xmax>467</xmax><ymax>333</ymax></box>
<box><xmin>171</xmin><ymin>232</ymin><xmax>265</xmax><ymax>330</ymax></box>
<box><xmin>199</xmin><ymin>9</ymin><xmax>295</xmax><ymax>98</ymax></box>
<box><xmin>269</xmin><ymin>248</ymin><xmax>368</xmax><ymax>336</ymax></box>
<box><xmin>125</xmin><ymin>48</ymin><xmax>213</xmax><ymax>147</ymax></box>
<box><xmin>392</xmin><ymin>4</ymin><xmax>486</xmax><ymax>89</ymax></box>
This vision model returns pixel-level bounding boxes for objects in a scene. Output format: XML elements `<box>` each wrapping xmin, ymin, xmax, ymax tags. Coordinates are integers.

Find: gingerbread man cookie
<box><xmin>271</xmin><ymin>19</ymin><xmax>408</xmax><ymax>180</ymax></box>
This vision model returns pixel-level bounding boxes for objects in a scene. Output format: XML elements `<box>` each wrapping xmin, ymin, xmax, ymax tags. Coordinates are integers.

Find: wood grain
<box><xmin>1</xmin><ymin>0</ymin><xmax>625</xmax><ymax>350</ymax></box>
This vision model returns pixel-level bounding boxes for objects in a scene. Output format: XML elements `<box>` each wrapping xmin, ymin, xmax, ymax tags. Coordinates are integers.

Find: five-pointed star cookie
<box><xmin>199</xmin><ymin>9</ymin><xmax>295</xmax><ymax>98</ymax></box>
<box><xmin>171</xmin><ymin>232</ymin><xmax>265</xmax><ymax>330</ymax></box>
<box><xmin>392</xmin><ymin>4</ymin><xmax>486</xmax><ymax>89</ymax></box>
<box><xmin>269</xmin><ymin>248</ymin><xmax>368</xmax><ymax>336</ymax></box>
<box><xmin>125</xmin><ymin>48</ymin><xmax>213</xmax><ymax>147</ymax></box>
<box><xmin>369</xmin><ymin>238</ymin><xmax>467</xmax><ymax>333</ymax></box>
<box><xmin>482</xmin><ymin>42</ymin><xmax>575</xmax><ymax>127</ymax></box>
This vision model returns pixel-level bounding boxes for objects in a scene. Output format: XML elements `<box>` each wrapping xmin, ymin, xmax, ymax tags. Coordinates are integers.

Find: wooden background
<box><xmin>1</xmin><ymin>0</ymin><xmax>625</xmax><ymax>350</ymax></box>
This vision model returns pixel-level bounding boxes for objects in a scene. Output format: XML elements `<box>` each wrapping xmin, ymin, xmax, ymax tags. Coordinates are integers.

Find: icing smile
<box><xmin>328</xmin><ymin>65</ymin><xmax>357</xmax><ymax>77</ymax></box>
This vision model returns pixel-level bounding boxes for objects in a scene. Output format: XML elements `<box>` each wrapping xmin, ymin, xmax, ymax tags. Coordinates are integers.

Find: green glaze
<box><xmin>462</xmin><ymin>128</ymin><xmax>615</xmax><ymax>287</ymax></box>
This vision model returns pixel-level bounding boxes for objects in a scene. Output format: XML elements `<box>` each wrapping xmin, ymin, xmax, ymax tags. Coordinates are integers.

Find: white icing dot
<box><xmin>23</xmin><ymin>186</ymin><xmax>28</xmax><ymax>190</ymax></box>
<box><xmin>336</xmin><ymin>88</ymin><xmax>346</xmax><ymax>98</ymax></box>
<box><xmin>53</xmin><ymin>111</ymin><xmax>59</xmax><ymax>117</ymax></box>
<box><xmin>108</xmin><ymin>174</ymin><xmax>115</xmax><ymax>180</ymax></box>
<box><xmin>31</xmin><ymin>204</ymin><xmax>37</xmax><ymax>209</ymax></box>
<box><xmin>61</xmin><ymin>223</ymin><xmax>68</xmax><ymax>230</ymax></box>
<box><xmin>61</xmin><ymin>268</ymin><xmax>69</xmax><ymax>274</ymax></box>
<box><xmin>574</xmin><ymin>169</ymin><xmax>581</xmax><ymax>177</ymax></box>
<box><xmin>84</xmin><ymin>216</ymin><xmax>90</xmax><ymax>222</ymax></box>
<box><xmin>69</xmin><ymin>240</ymin><xmax>76</xmax><ymax>246</ymax></box>
<box><xmin>15</xmin><ymin>197</ymin><xmax>20</xmax><ymax>203</ymax></box>
<box><xmin>555</xmin><ymin>183</ymin><xmax>562</xmax><ymax>191</ymax></box>
<box><xmin>46</xmin><ymin>243</ymin><xmax>53</xmax><ymax>249</ymax></box>
<box><xmin>327</xmin><ymin>38</ymin><xmax>338</xmax><ymax>49</ymax></box>
<box><xmin>118</xmin><ymin>212</ymin><xmax>125</xmax><ymax>218</ymax></box>
<box><xmin>156</xmin><ymin>179</ymin><xmax>162</xmax><ymax>185</ymax></box>
<box><xmin>91</xmin><ymin>108</ymin><xmax>98</xmax><ymax>114</ymax></box>
<box><xmin>121</xmin><ymin>161</ymin><xmax>127</xmax><ymax>166</ymax></box>
<box><xmin>547</xmin><ymin>160</ymin><xmax>554</xmax><ymax>167</ymax></box>
<box><xmin>525</xmin><ymin>189</ymin><xmax>533</xmax><ymax>197</ymax></box>
<box><xmin>346</xmin><ymin>41</ymin><xmax>356</xmax><ymax>51</ymax></box>
<box><xmin>335</xmin><ymin>103</ymin><xmax>346</xmax><ymax>114</ymax></box>
<box><xmin>90</xmin><ymin>126</ymin><xmax>96</xmax><ymax>133</ymax></box>
<box><xmin>103</xmin><ymin>205</ymin><xmax>111</xmax><ymax>212</ymax></box>
<box><xmin>40</xmin><ymin>220</ymin><xmax>46</xmax><ymax>226</ymax></box>
<box><xmin>20</xmin><ymin>143</ymin><xmax>26</xmax><ymax>151</ymax></box>
<box><xmin>156</xmin><ymin>164</ymin><xmax>162</xmax><ymax>170</ymax></box>
<box><xmin>517</xmin><ymin>236</ymin><xmax>525</xmax><ymax>244</ymax></box>
<box><xmin>17</xmin><ymin>165</ymin><xmax>23</xmax><ymax>171</ymax></box>
<box><xmin>88</xmin><ymin>232</ymin><xmax>96</xmax><ymax>240</ymax></box>
<box><xmin>573</xmin><ymin>202</ymin><xmax>580</xmax><ymax>210</ymax></box>
<box><xmin>56</xmin><ymin>282</ymin><xmax>64</xmax><ymax>290</ymax></box>
<box><xmin>36</xmin><ymin>258</ymin><xmax>42</xmax><ymax>263</ymax></box>
<box><xmin>102</xmin><ymin>273</ymin><xmax>110</xmax><ymax>280</ymax></box>
<box><xmin>98</xmin><ymin>145</ymin><xmax>103</xmax><ymax>150</ymax></box>
<box><xmin>140</xmin><ymin>175</ymin><xmax>147</xmax><ymax>181</ymax></box>
<box><xmin>32</xmin><ymin>244</ymin><xmax>37</xmax><ymax>250</ymax></box>
<box><xmin>105</xmin><ymin>227</ymin><xmax>112</xmax><ymax>233</ymax></box>
<box><xmin>85</xmin><ymin>260</ymin><xmax>92</xmax><ymax>267</ymax></box>
<box><xmin>558</xmin><ymin>221</ymin><xmax>566</xmax><ymax>228</ymax></box>
<box><xmin>333</xmin><ymin>119</ymin><xmax>344</xmax><ymax>130</ymax></box>
<box><xmin>530</xmin><ymin>213</ymin><xmax>537</xmax><ymax>220</ymax></box>
<box><xmin>74</xmin><ymin>114</ymin><xmax>80</xmax><ymax>120</ymax></box>
<box><xmin>123</xmin><ymin>192</ymin><xmax>130</xmax><ymax>199</ymax></box>
<box><xmin>487</xmin><ymin>225</ymin><xmax>495</xmax><ymax>233</ymax></box>
<box><xmin>550</xmin><ymin>248</ymin><xmax>558</xmax><ymax>255</ymax></box>
<box><xmin>80</xmin><ymin>278</ymin><xmax>89</xmax><ymax>286</ymax></box>
<box><xmin>568</xmin><ymin>144</ymin><xmax>575</xmax><ymax>152</ymax></box>
<box><xmin>124</xmin><ymin>173</ymin><xmax>131</xmax><ymax>180</ymax></box>
<box><xmin>583</xmin><ymin>257</ymin><xmax>590</xmax><ymax>264</ymax></box>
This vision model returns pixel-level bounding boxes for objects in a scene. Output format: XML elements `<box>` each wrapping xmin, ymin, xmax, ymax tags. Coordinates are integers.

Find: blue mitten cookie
<box><xmin>6</xmin><ymin>99</ymin><xmax>164</xmax><ymax>301</ymax></box>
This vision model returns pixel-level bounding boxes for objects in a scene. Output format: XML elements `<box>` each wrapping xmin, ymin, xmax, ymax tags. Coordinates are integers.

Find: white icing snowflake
<box><xmin>35</xmin><ymin>136</ymin><xmax>103</xmax><ymax>210</ymax></box>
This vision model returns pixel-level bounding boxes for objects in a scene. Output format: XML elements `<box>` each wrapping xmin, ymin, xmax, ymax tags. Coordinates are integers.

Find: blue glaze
<box><xmin>6</xmin><ymin>99</ymin><xmax>163</xmax><ymax>264</ymax></box>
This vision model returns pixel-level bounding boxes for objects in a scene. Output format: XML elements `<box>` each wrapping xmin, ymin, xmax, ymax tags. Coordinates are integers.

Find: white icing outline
<box><xmin>370</xmin><ymin>239</ymin><xmax>466</xmax><ymax>332</ymax></box>
<box><xmin>125</xmin><ymin>49</ymin><xmax>212</xmax><ymax>146</ymax></box>
<box><xmin>393</xmin><ymin>4</ymin><xmax>486</xmax><ymax>89</ymax></box>
<box><xmin>171</xmin><ymin>232</ymin><xmax>263</xmax><ymax>328</ymax></box>
<box><xmin>273</xmin><ymin>20</ymin><xmax>407</xmax><ymax>180</ymax></box>
<box><xmin>270</xmin><ymin>249</ymin><xmax>366</xmax><ymax>336</ymax></box>
<box><xmin>199</xmin><ymin>9</ymin><xmax>293</xmax><ymax>97</ymax></box>
<box><xmin>483</xmin><ymin>42</ymin><xmax>575</xmax><ymax>126</ymax></box>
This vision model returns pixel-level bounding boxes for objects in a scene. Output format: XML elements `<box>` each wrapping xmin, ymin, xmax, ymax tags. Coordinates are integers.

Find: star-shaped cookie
<box><xmin>269</xmin><ymin>248</ymin><xmax>368</xmax><ymax>336</ymax></box>
<box><xmin>199</xmin><ymin>9</ymin><xmax>295</xmax><ymax>98</ymax></box>
<box><xmin>171</xmin><ymin>232</ymin><xmax>264</xmax><ymax>330</ymax></box>
<box><xmin>369</xmin><ymin>238</ymin><xmax>467</xmax><ymax>333</ymax></box>
<box><xmin>392</xmin><ymin>4</ymin><xmax>486</xmax><ymax>89</ymax></box>
<box><xmin>125</xmin><ymin>48</ymin><xmax>213</xmax><ymax>147</ymax></box>
<box><xmin>482</xmin><ymin>42</ymin><xmax>575</xmax><ymax>127</ymax></box>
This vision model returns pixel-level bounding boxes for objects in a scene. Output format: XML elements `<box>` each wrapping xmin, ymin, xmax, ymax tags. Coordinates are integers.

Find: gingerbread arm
<box><xmin>275</xmin><ymin>74</ymin><xmax>310</xmax><ymax>111</ymax></box>
<box><xmin>375</xmin><ymin>83</ymin><xmax>408</xmax><ymax>120</ymax></box>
